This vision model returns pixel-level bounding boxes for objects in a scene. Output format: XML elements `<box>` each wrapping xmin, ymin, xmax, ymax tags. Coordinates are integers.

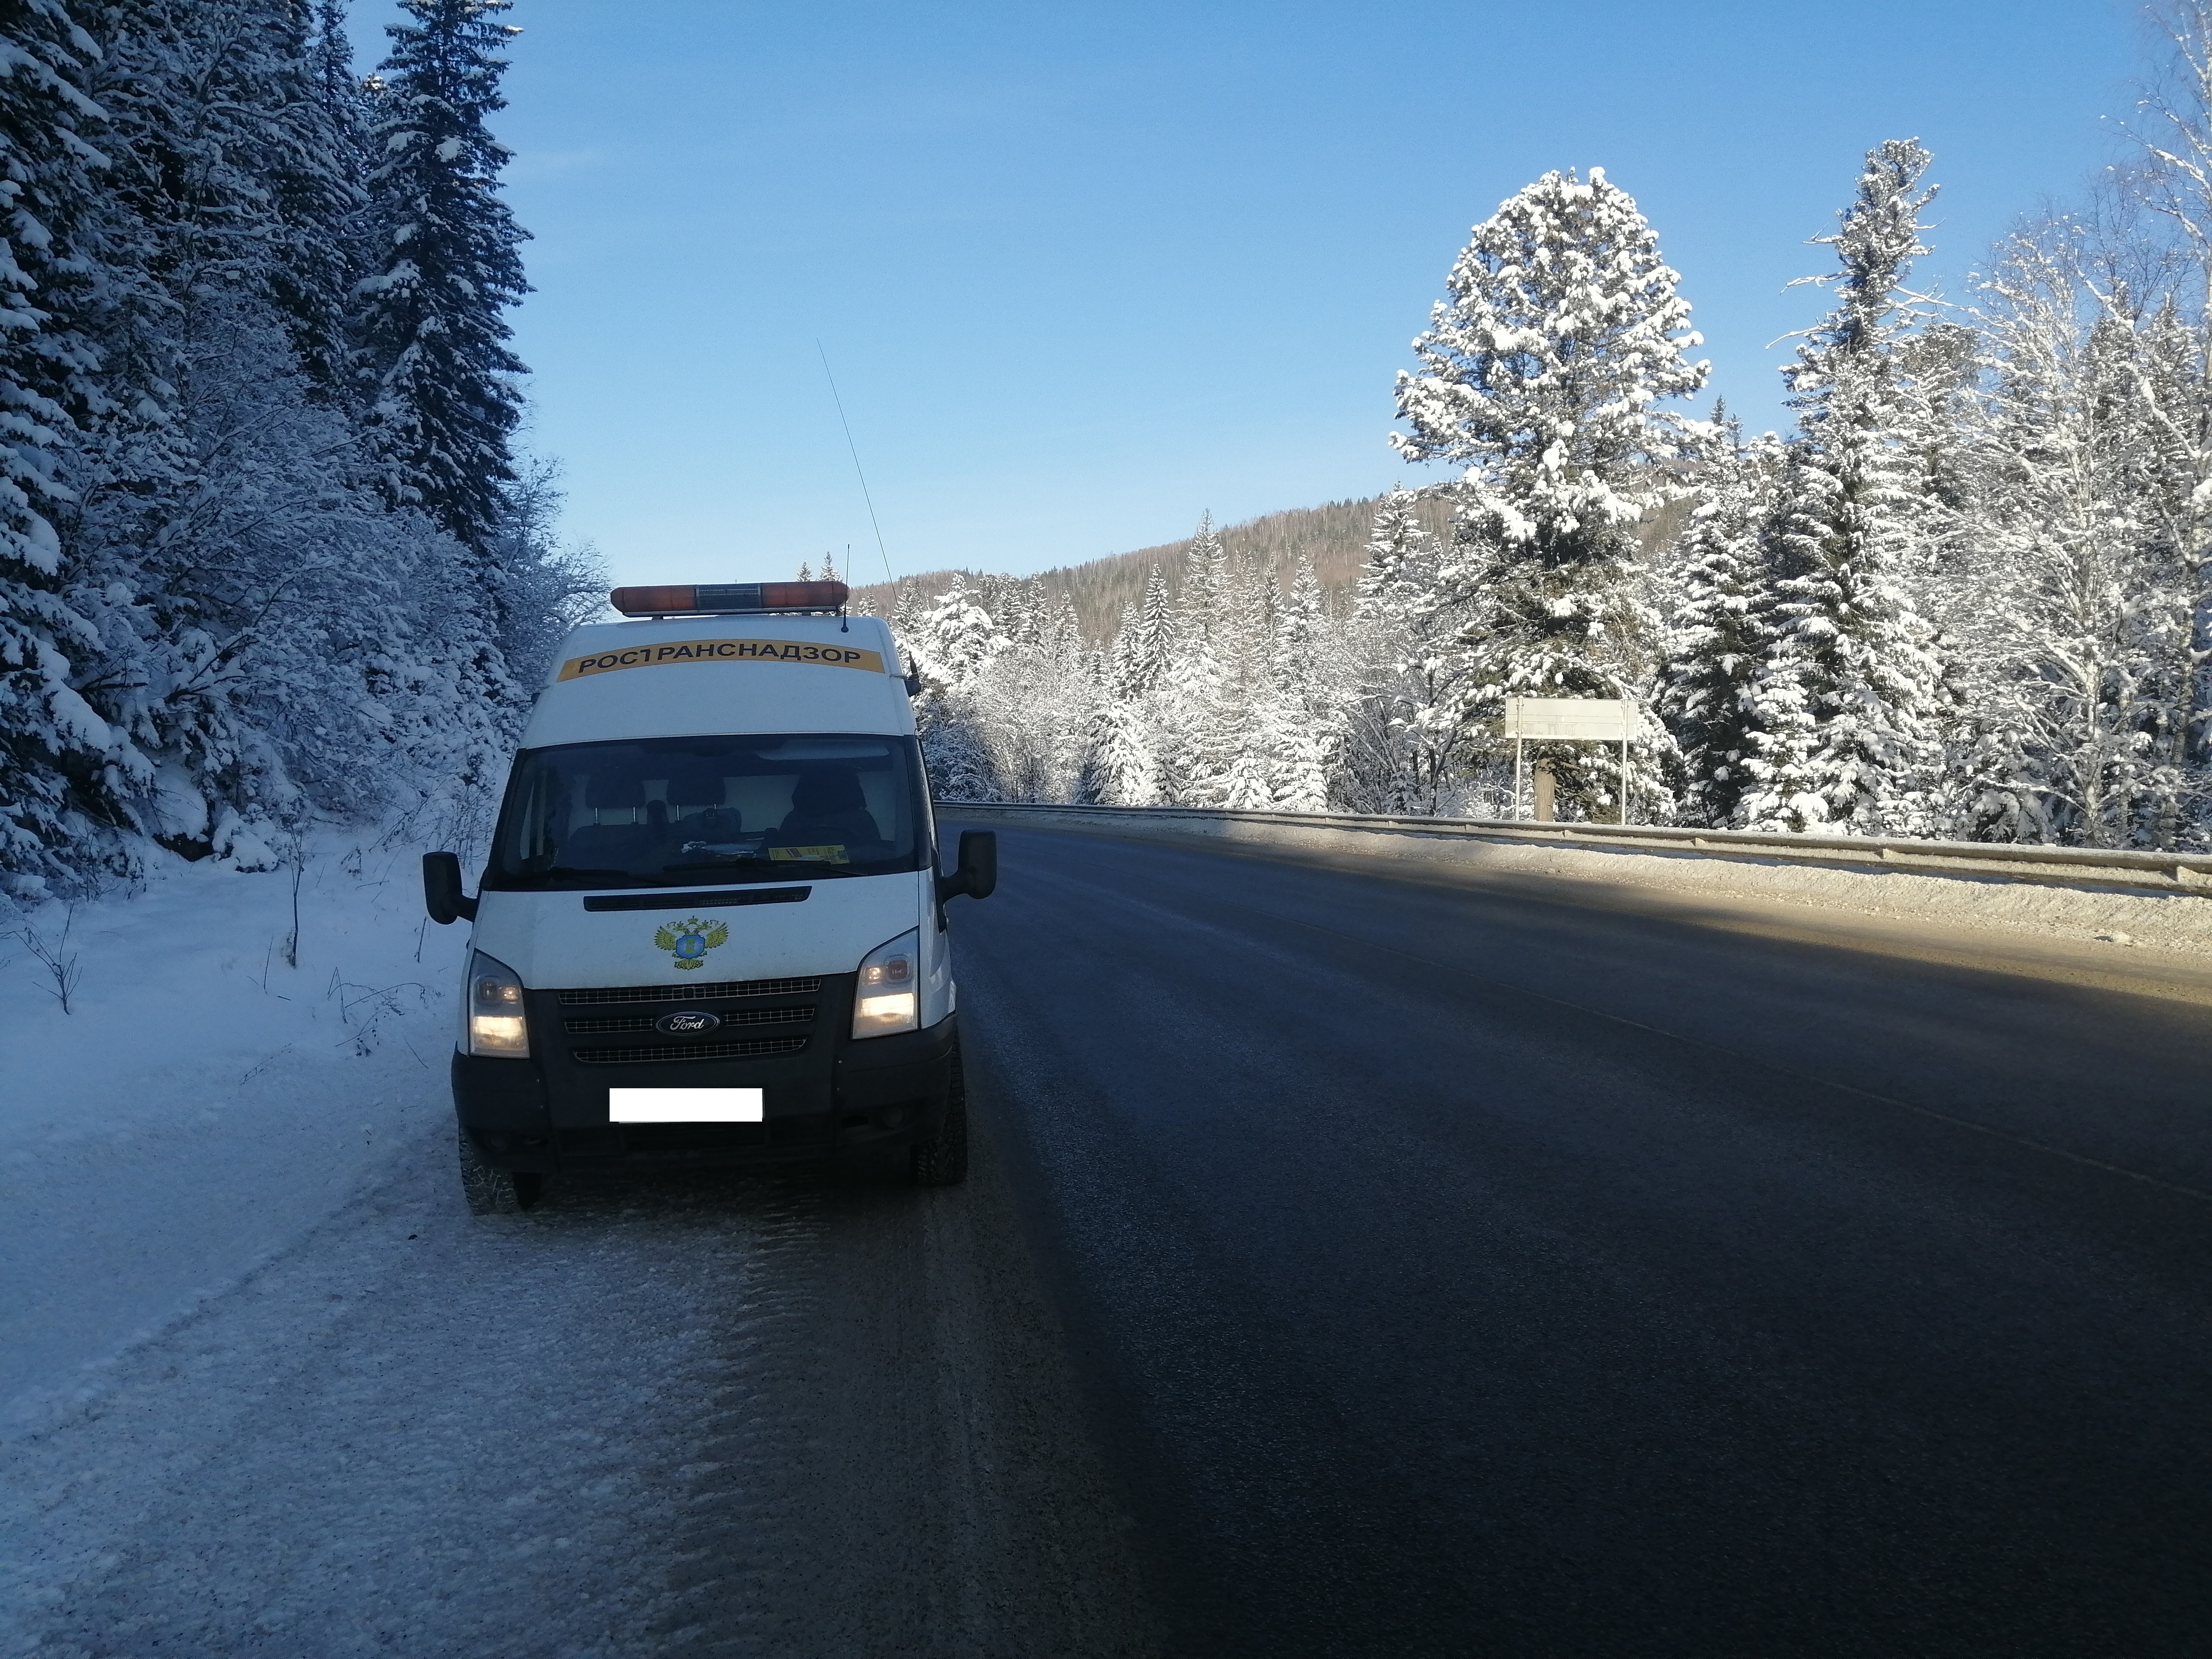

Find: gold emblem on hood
<box><xmin>654</xmin><ymin>917</ymin><xmax>728</xmax><ymax>971</ymax></box>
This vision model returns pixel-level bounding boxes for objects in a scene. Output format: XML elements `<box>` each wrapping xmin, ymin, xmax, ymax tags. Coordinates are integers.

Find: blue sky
<box><xmin>390</xmin><ymin>0</ymin><xmax>2147</xmax><ymax>586</ymax></box>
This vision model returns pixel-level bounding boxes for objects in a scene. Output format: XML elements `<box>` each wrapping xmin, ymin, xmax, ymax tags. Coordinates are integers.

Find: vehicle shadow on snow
<box><xmin>502</xmin><ymin>1155</ymin><xmax>930</xmax><ymax>1230</ymax></box>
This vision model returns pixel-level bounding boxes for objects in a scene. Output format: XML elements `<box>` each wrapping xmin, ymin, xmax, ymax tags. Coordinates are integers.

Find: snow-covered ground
<box><xmin>0</xmin><ymin>840</ymin><xmax>470</xmax><ymax>1433</ymax></box>
<box><xmin>0</xmin><ymin>849</ymin><xmax>1149</xmax><ymax>1656</ymax></box>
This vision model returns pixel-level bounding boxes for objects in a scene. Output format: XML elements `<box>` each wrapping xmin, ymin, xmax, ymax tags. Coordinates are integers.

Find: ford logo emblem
<box><xmin>655</xmin><ymin>1010</ymin><xmax>721</xmax><ymax>1035</ymax></box>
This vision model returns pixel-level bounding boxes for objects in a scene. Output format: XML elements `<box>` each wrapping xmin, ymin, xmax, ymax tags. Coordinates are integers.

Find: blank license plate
<box><xmin>609</xmin><ymin>1087</ymin><xmax>764</xmax><ymax>1123</ymax></box>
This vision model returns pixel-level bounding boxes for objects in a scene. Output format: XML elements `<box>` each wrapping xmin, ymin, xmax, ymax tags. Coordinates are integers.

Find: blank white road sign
<box><xmin>609</xmin><ymin>1087</ymin><xmax>764</xmax><ymax>1122</ymax></box>
<box><xmin>1503</xmin><ymin>697</ymin><xmax>1638</xmax><ymax>741</ymax></box>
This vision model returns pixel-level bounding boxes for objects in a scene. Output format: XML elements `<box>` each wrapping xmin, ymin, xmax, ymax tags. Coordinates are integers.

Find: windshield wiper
<box><xmin>662</xmin><ymin>859</ymin><xmax>864</xmax><ymax>877</ymax></box>
<box><xmin>524</xmin><ymin>866</ymin><xmax>733</xmax><ymax>888</ymax></box>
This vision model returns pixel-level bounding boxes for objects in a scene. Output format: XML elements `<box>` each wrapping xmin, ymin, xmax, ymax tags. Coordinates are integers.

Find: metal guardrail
<box><xmin>938</xmin><ymin>801</ymin><xmax>2212</xmax><ymax>895</ymax></box>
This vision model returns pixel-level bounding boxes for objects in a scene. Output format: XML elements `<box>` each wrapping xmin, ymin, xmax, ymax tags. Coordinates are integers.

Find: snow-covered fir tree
<box><xmin>906</xmin><ymin>574</ymin><xmax>1007</xmax><ymax>800</ymax></box>
<box><xmin>1737</xmin><ymin>140</ymin><xmax>1951</xmax><ymax>835</ymax></box>
<box><xmin>987</xmin><ymin>591</ymin><xmax>1095</xmax><ymax>802</ymax></box>
<box><xmin>1090</xmin><ymin>683</ymin><xmax>1159</xmax><ymax>805</ymax></box>
<box><xmin>353</xmin><ymin>0</ymin><xmax>528</xmax><ymax>554</ymax></box>
<box><xmin>1262</xmin><ymin>555</ymin><xmax>1334</xmax><ymax>810</ymax></box>
<box><xmin>1659</xmin><ymin>415</ymin><xmax>1782</xmax><ymax>826</ymax></box>
<box><xmin>1127</xmin><ymin>565</ymin><xmax>1175</xmax><ymax>696</ymax></box>
<box><xmin>350</xmin><ymin>0</ymin><xmax>541</xmax><ymax>773</ymax></box>
<box><xmin>0</xmin><ymin>0</ymin><xmax>114</xmax><ymax>891</ymax></box>
<box><xmin>1213</xmin><ymin>555</ymin><xmax>1281</xmax><ymax>809</ymax></box>
<box><xmin>2126</xmin><ymin>3</ymin><xmax>2212</xmax><ymax>840</ymax></box>
<box><xmin>2115</xmin><ymin>296</ymin><xmax>2212</xmax><ymax>843</ymax></box>
<box><xmin>1392</xmin><ymin>167</ymin><xmax>1709</xmax><ymax>820</ymax></box>
<box><xmin>1089</xmin><ymin>592</ymin><xmax>1160</xmax><ymax>804</ymax></box>
<box><xmin>1154</xmin><ymin>514</ymin><xmax>1230</xmax><ymax>805</ymax></box>
<box><xmin>1344</xmin><ymin>486</ymin><xmax>1468</xmax><ymax>813</ymax></box>
<box><xmin>264</xmin><ymin>0</ymin><xmax>373</xmax><ymax>407</ymax></box>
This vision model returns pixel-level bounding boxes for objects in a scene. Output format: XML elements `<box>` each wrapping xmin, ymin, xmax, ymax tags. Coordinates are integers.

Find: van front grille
<box><xmin>571</xmin><ymin>1036</ymin><xmax>810</xmax><ymax>1065</ymax></box>
<box><xmin>562</xmin><ymin>1007</ymin><xmax>816</xmax><ymax>1036</ymax></box>
<box><xmin>557</xmin><ymin>976</ymin><xmax>823</xmax><ymax>1006</ymax></box>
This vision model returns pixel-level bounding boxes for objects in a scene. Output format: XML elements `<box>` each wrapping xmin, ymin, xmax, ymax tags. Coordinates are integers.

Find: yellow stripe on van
<box><xmin>557</xmin><ymin>639</ymin><xmax>886</xmax><ymax>680</ymax></box>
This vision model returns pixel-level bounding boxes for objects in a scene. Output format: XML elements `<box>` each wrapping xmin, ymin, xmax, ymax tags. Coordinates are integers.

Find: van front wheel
<box><xmin>910</xmin><ymin>1048</ymin><xmax>969</xmax><ymax>1188</ymax></box>
<box><xmin>458</xmin><ymin>1127</ymin><xmax>542</xmax><ymax>1214</ymax></box>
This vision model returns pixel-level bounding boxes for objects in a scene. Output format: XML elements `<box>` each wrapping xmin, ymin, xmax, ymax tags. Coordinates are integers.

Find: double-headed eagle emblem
<box><xmin>655</xmin><ymin>916</ymin><xmax>728</xmax><ymax>971</ymax></box>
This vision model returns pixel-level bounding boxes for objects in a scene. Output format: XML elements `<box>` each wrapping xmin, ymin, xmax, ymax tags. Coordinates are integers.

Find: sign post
<box><xmin>1501</xmin><ymin>698</ymin><xmax>1640</xmax><ymax>824</ymax></box>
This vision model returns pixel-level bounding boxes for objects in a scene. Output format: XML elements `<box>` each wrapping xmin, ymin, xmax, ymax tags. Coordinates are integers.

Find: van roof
<box><xmin>521</xmin><ymin>613</ymin><xmax>913</xmax><ymax>748</ymax></box>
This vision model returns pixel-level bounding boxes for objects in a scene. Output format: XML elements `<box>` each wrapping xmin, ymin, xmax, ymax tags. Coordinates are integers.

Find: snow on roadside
<box><xmin>1416</xmin><ymin>836</ymin><xmax>2212</xmax><ymax>957</ymax></box>
<box><xmin>0</xmin><ymin>838</ymin><xmax>468</xmax><ymax>1429</ymax></box>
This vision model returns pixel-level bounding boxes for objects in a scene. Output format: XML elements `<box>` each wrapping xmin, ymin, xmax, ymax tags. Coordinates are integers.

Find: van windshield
<box><xmin>484</xmin><ymin>734</ymin><xmax>931</xmax><ymax>890</ymax></box>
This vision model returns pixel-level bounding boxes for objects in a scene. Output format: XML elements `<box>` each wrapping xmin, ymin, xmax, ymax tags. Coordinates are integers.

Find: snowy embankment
<box><xmin>0</xmin><ymin>842</ymin><xmax>1151</xmax><ymax>1657</ymax></box>
<box><xmin>1330</xmin><ymin>830</ymin><xmax>2212</xmax><ymax>957</ymax></box>
<box><xmin>0</xmin><ymin>841</ymin><xmax>467</xmax><ymax>1430</ymax></box>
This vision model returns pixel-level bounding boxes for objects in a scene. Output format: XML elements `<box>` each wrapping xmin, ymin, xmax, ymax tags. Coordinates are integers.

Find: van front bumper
<box><xmin>453</xmin><ymin>989</ymin><xmax>959</xmax><ymax>1173</ymax></box>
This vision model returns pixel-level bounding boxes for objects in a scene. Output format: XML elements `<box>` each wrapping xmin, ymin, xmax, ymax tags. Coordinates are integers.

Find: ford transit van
<box><xmin>422</xmin><ymin>579</ymin><xmax>995</xmax><ymax>1213</ymax></box>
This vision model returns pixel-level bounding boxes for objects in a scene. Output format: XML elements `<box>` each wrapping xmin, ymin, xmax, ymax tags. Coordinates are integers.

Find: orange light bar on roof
<box><xmin>608</xmin><ymin>580</ymin><xmax>851</xmax><ymax>616</ymax></box>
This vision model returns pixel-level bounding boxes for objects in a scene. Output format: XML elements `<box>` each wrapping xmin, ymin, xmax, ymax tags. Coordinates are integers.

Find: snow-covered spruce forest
<box><xmin>12</xmin><ymin>7</ymin><xmax>2212</xmax><ymax>907</ymax></box>
<box><xmin>0</xmin><ymin>0</ymin><xmax>594</xmax><ymax>903</ymax></box>
<box><xmin>887</xmin><ymin>42</ymin><xmax>2212</xmax><ymax>847</ymax></box>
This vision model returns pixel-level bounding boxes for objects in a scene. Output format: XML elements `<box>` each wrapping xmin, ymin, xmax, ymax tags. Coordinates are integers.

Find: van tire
<box><xmin>458</xmin><ymin>1127</ymin><xmax>542</xmax><ymax>1214</ymax></box>
<box><xmin>910</xmin><ymin>1048</ymin><xmax>969</xmax><ymax>1187</ymax></box>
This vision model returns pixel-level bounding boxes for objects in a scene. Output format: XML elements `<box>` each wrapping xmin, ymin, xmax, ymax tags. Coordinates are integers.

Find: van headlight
<box><xmin>852</xmin><ymin>929</ymin><xmax>919</xmax><ymax>1038</ymax></box>
<box><xmin>468</xmin><ymin>951</ymin><xmax>531</xmax><ymax>1057</ymax></box>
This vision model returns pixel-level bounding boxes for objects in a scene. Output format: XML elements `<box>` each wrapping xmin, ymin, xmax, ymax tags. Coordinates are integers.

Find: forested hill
<box><xmin>852</xmin><ymin>495</ymin><xmax>1452</xmax><ymax>640</ymax></box>
<box><xmin>851</xmin><ymin>490</ymin><xmax>1691</xmax><ymax>642</ymax></box>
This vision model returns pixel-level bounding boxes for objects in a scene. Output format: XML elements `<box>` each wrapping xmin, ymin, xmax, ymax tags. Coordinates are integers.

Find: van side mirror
<box><xmin>937</xmin><ymin>830</ymin><xmax>996</xmax><ymax>903</ymax></box>
<box><xmin>423</xmin><ymin>851</ymin><xmax>478</xmax><ymax>925</ymax></box>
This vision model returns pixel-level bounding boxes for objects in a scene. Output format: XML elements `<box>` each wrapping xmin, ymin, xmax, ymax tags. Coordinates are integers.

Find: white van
<box><xmin>421</xmin><ymin>579</ymin><xmax>996</xmax><ymax>1213</ymax></box>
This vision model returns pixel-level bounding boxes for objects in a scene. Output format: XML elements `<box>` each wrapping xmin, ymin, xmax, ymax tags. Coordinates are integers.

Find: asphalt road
<box><xmin>12</xmin><ymin>823</ymin><xmax>2209</xmax><ymax>1658</ymax></box>
<box><xmin>947</xmin><ymin>821</ymin><xmax>2212</xmax><ymax>1659</ymax></box>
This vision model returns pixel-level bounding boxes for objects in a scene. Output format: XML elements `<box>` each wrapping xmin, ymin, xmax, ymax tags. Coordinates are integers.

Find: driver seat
<box><xmin>778</xmin><ymin>769</ymin><xmax>881</xmax><ymax>845</ymax></box>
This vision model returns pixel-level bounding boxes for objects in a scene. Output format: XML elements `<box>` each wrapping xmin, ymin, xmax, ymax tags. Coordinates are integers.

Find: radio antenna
<box><xmin>817</xmin><ymin>341</ymin><xmax>896</xmax><ymax>587</ymax></box>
